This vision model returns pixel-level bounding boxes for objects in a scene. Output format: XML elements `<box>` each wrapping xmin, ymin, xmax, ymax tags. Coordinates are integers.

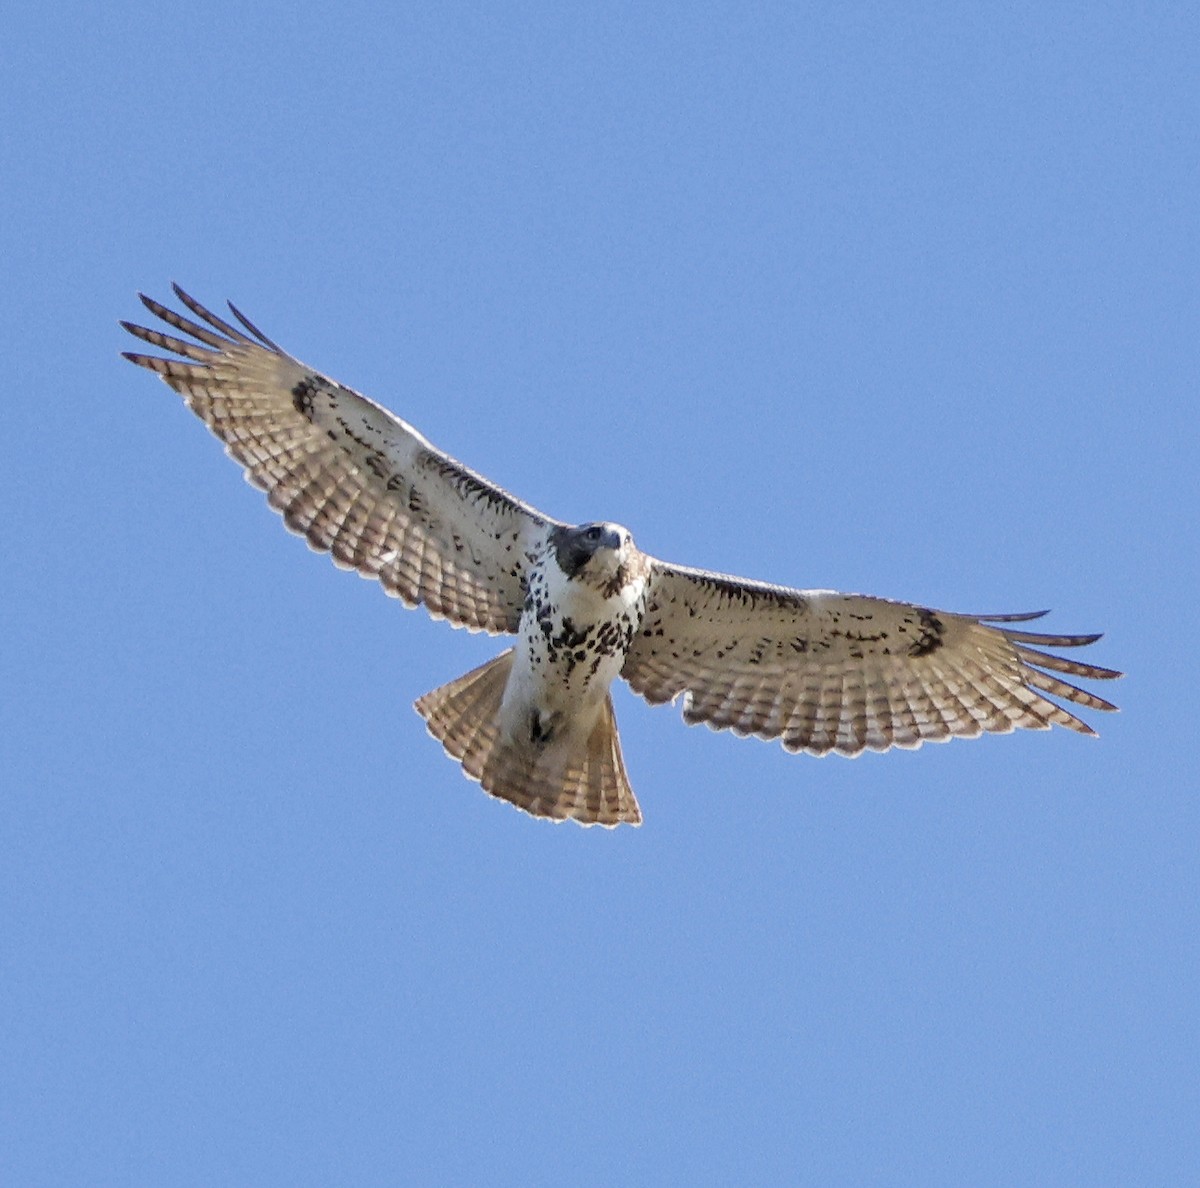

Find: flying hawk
<box><xmin>122</xmin><ymin>287</ymin><xmax>1121</xmax><ymax>827</ymax></box>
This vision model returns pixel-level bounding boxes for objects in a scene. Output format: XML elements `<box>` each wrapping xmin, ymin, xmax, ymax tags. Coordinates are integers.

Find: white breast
<box><xmin>499</xmin><ymin>547</ymin><xmax>647</xmax><ymax>746</ymax></box>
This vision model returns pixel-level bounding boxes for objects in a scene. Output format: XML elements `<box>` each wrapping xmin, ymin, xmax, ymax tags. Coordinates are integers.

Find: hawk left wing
<box><xmin>122</xmin><ymin>287</ymin><xmax>562</xmax><ymax>634</ymax></box>
<box><xmin>622</xmin><ymin>561</ymin><xmax>1121</xmax><ymax>755</ymax></box>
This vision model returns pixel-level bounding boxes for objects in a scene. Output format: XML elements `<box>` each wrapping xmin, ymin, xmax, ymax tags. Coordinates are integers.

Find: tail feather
<box><xmin>414</xmin><ymin>651</ymin><xmax>642</xmax><ymax>828</ymax></box>
<box><xmin>415</xmin><ymin>651</ymin><xmax>510</xmax><ymax>780</ymax></box>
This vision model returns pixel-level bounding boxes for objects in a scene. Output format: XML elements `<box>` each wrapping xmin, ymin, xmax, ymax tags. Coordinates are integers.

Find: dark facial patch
<box><xmin>550</xmin><ymin>524</ymin><xmax>599</xmax><ymax>579</ymax></box>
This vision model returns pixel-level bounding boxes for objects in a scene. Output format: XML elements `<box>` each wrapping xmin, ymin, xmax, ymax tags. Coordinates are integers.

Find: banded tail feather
<box><xmin>415</xmin><ymin>652</ymin><xmax>641</xmax><ymax>827</ymax></box>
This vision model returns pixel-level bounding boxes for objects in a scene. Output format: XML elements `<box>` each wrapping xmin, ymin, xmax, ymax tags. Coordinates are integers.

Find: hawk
<box><xmin>122</xmin><ymin>287</ymin><xmax>1121</xmax><ymax>827</ymax></box>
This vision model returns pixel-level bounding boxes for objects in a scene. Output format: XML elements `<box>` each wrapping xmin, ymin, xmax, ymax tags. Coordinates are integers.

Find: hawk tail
<box><xmin>415</xmin><ymin>652</ymin><xmax>642</xmax><ymax>828</ymax></box>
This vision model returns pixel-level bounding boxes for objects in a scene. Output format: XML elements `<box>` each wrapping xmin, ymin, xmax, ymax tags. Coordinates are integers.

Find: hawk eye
<box><xmin>584</xmin><ymin>526</ymin><xmax>602</xmax><ymax>542</ymax></box>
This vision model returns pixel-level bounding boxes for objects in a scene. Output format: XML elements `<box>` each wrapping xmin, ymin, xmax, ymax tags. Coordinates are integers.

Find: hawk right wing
<box><xmin>122</xmin><ymin>286</ymin><xmax>562</xmax><ymax>634</ymax></box>
<box><xmin>622</xmin><ymin>561</ymin><xmax>1121</xmax><ymax>756</ymax></box>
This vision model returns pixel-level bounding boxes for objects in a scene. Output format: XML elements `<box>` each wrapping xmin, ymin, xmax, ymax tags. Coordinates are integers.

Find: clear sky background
<box><xmin>3</xmin><ymin>3</ymin><xmax>1196</xmax><ymax>1184</ymax></box>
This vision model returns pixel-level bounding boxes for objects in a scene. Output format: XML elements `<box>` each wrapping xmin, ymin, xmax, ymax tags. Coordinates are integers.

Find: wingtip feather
<box><xmin>978</xmin><ymin>609</ymin><xmax>1051</xmax><ymax>623</ymax></box>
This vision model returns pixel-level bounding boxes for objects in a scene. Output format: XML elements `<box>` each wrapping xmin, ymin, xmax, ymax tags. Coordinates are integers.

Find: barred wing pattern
<box><xmin>623</xmin><ymin>564</ymin><xmax>1121</xmax><ymax>756</ymax></box>
<box><xmin>122</xmin><ymin>287</ymin><xmax>558</xmax><ymax>634</ymax></box>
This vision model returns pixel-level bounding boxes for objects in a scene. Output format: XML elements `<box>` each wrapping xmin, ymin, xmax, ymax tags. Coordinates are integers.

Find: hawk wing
<box><xmin>122</xmin><ymin>286</ymin><xmax>561</xmax><ymax>634</ymax></box>
<box><xmin>622</xmin><ymin>562</ymin><xmax>1121</xmax><ymax>755</ymax></box>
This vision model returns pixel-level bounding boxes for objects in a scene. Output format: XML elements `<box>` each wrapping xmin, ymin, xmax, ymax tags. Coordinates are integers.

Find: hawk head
<box><xmin>552</xmin><ymin>522</ymin><xmax>634</xmax><ymax>582</ymax></box>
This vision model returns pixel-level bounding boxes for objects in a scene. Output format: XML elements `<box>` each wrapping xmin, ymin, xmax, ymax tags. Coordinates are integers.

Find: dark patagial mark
<box><xmin>908</xmin><ymin>608</ymin><xmax>945</xmax><ymax>657</ymax></box>
<box><xmin>698</xmin><ymin>574</ymin><xmax>809</xmax><ymax>614</ymax></box>
<box><xmin>427</xmin><ymin>455</ymin><xmax>515</xmax><ymax>512</ymax></box>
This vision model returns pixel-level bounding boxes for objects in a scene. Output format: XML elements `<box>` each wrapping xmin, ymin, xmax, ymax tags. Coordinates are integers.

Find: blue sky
<box><xmin>3</xmin><ymin>2</ymin><xmax>1196</xmax><ymax>1184</ymax></box>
